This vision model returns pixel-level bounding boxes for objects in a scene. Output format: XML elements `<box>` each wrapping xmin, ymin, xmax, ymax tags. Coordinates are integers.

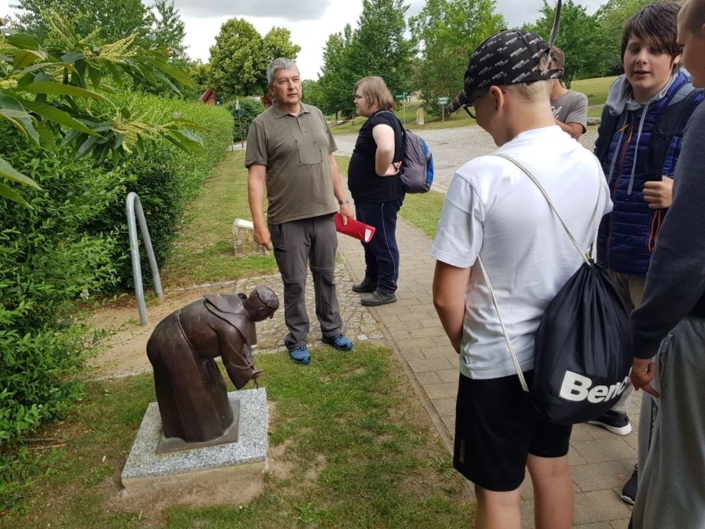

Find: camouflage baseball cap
<box><xmin>448</xmin><ymin>29</ymin><xmax>562</xmax><ymax>113</ymax></box>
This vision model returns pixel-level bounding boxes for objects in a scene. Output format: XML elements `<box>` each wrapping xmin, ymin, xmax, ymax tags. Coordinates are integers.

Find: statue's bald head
<box><xmin>253</xmin><ymin>286</ymin><xmax>279</xmax><ymax>312</ymax></box>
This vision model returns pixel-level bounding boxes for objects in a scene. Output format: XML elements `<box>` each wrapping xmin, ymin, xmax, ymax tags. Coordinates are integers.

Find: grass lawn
<box><xmin>330</xmin><ymin>101</ymin><xmax>475</xmax><ymax>136</ymax></box>
<box><xmin>399</xmin><ymin>192</ymin><xmax>446</xmax><ymax>239</ymax></box>
<box><xmin>0</xmin><ymin>150</ymin><xmax>474</xmax><ymax>528</ymax></box>
<box><xmin>0</xmin><ymin>344</ymin><xmax>474</xmax><ymax>529</ymax></box>
<box><xmin>161</xmin><ymin>150</ymin><xmax>278</xmax><ymax>288</ymax></box>
<box><xmin>570</xmin><ymin>76</ymin><xmax>617</xmax><ymax>107</ymax></box>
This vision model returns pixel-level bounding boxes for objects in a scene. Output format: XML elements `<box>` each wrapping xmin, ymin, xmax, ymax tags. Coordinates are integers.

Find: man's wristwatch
<box><xmin>338</xmin><ymin>199</ymin><xmax>350</xmax><ymax>205</ymax></box>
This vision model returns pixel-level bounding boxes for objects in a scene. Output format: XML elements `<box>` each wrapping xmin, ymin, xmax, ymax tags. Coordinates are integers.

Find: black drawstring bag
<box><xmin>479</xmin><ymin>154</ymin><xmax>632</xmax><ymax>425</ymax></box>
<box><xmin>531</xmin><ymin>260</ymin><xmax>632</xmax><ymax>424</ymax></box>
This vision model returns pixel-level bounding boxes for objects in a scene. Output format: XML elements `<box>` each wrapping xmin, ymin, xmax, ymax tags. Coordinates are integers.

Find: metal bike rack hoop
<box><xmin>126</xmin><ymin>192</ymin><xmax>164</xmax><ymax>325</ymax></box>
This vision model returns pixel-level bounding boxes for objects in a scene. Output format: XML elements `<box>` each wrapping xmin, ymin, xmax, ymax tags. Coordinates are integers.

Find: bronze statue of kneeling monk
<box><xmin>146</xmin><ymin>286</ymin><xmax>279</xmax><ymax>444</ymax></box>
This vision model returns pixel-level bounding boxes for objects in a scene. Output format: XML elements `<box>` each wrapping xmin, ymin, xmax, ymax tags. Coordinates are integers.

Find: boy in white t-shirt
<box><xmin>434</xmin><ymin>30</ymin><xmax>612</xmax><ymax>529</ymax></box>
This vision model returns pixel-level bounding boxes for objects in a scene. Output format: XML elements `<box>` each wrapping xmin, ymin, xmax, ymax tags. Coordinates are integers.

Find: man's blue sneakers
<box><xmin>289</xmin><ymin>346</ymin><xmax>311</xmax><ymax>365</ymax></box>
<box><xmin>322</xmin><ymin>334</ymin><xmax>353</xmax><ymax>351</ymax></box>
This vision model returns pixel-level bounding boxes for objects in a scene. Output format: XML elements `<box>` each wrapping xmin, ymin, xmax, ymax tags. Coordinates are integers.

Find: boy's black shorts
<box><xmin>453</xmin><ymin>371</ymin><xmax>573</xmax><ymax>492</ymax></box>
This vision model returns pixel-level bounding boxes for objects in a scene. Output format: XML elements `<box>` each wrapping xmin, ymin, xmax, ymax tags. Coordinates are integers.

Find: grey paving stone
<box><xmin>396</xmin><ymin>337</ymin><xmax>438</xmax><ymax>350</ymax></box>
<box><xmin>407</xmin><ymin>358</ymin><xmax>455</xmax><ymax>373</ymax></box>
<box><xmin>572</xmin><ymin>423</ymin><xmax>598</xmax><ymax>442</ymax></box>
<box><xmin>415</xmin><ymin>371</ymin><xmax>442</xmax><ymax>386</ymax></box>
<box><xmin>409</xmin><ymin>327</ymin><xmax>449</xmax><ymax>340</ymax></box>
<box><xmin>422</xmin><ymin>347</ymin><xmax>456</xmax><ymax>360</ymax></box>
<box><xmin>574</xmin><ymin>490</ymin><xmax>633</xmax><ymax>525</ymax></box>
<box><xmin>432</xmin><ymin>397</ymin><xmax>456</xmax><ymax>416</ymax></box>
<box><xmin>440</xmin><ymin>414</ymin><xmax>455</xmax><ymax>434</ymax></box>
<box><xmin>436</xmin><ymin>369</ymin><xmax>459</xmax><ymax>383</ymax></box>
<box><xmin>572</xmin><ymin>438</ymin><xmax>637</xmax><ymax>464</ymax></box>
<box><xmin>424</xmin><ymin>382</ymin><xmax>458</xmax><ymax>400</ymax></box>
<box><xmin>571</xmin><ymin>461</ymin><xmax>632</xmax><ymax>492</ymax></box>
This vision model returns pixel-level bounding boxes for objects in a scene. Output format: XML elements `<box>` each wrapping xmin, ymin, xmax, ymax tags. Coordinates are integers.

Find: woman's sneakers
<box><xmin>352</xmin><ymin>277</ymin><xmax>377</xmax><ymax>293</ymax></box>
<box><xmin>361</xmin><ymin>288</ymin><xmax>397</xmax><ymax>306</ymax></box>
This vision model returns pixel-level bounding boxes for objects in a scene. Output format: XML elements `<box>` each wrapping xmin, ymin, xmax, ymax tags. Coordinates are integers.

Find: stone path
<box><xmin>333</xmin><ymin>124</ymin><xmax>634</xmax><ymax>528</ymax></box>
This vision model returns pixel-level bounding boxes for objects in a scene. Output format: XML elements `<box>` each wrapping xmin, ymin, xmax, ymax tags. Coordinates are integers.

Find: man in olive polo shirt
<box><xmin>245</xmin><ymin>57</ymin><xmax>354</xmax><ymax>365</ymax></box>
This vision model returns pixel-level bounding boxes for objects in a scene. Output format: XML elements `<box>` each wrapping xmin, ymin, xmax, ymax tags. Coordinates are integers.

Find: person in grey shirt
<box><xmin>628</xmin><ymin>1</ymin><xmax>705</xmax><ymax>526</ymax></box>
<box><xmin>549</xmin><ymin>47</ymin><xmax>588</xmax><ymax>140</ymax></box>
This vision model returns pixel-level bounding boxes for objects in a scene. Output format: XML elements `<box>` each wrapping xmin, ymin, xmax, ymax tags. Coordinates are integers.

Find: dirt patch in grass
<box><xmin>87</xmin><ymin>283</ymin><xmax>247</xmax><ymax>379</ymax></box>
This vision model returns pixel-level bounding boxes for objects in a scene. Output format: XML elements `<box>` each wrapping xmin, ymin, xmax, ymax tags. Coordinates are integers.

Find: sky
<box><xmin>0</xmin><ymin>0</ymin><xmax>607</xmax><ymax>80</ymax></box>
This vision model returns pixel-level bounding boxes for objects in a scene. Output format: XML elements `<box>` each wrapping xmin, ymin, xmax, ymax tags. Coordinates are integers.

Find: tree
<box><xmin>302</xmin><ymin>78</ymin><xmax>324</xmax><ymax>109</ymax></box>
<box><xmin>146</xmin><ymin>0</ymin><xmax>186</xmax><ymax>58</ymax></box>
<box><xmin>524</xmin><ymin>0</ymin><xmax>603</xmax><ymax>87</ymax></box>
<box><xmin>263</xmin><ymin>27</ymin><xmax>301</xmax><ymax>65</ymax></box>
<box><xmin>207</xmin><ymin>18</ymin><xmax>300</xmax><ymax>100</ymax></box>
<box><xmin>317</xmin><ymin>0</ymin><xmax>415</xmax><ymax>116</ymax></box>
<box><xmin>12</xmin><ymin>0</ymin><xmax>151</xmax><ymax>45</ymax></box>
<box><xmin>0</xmin><ymin>15</ymin><xmax>201</xmax><ymax>204</ymax></box>
<box><xmin>594</xmin><ymin>0</ymin><xmax>653</xmax><ymax>76</ymax></box>
<box><xmin>317</xmin><ymin>26</ymin><xmax>356</xmax><ymax>116</ymax></box>
<box><xmin>347</xmin><ymin>0</ymin><xmax>415</xmax><ymax>96</ymax></box>
<box><xmin>411</xmin><ymin>0</ymin><xmax>505</xmax><ymax>113</ymax></box>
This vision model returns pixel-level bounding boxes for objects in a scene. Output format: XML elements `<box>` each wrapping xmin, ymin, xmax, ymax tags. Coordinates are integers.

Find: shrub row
<box><xmin>0</xmin><ymin>93</ymin><xmax>233</xmax><ymax>509</ymax></box>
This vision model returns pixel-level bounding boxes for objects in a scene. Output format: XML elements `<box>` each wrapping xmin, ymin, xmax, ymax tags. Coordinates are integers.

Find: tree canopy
<box><xmin>207</xmin><ymin>18</ymin><xmax>300</xmax><ymax>99</ymax></box>
<box><xmin>524</xmin><ymin>0</ymin><xmax>603</xmax><ymax>87</ymax></box>
<box><xmin>411</xmin><ymin>0</ymin><xmax>505</xmax><ymax>112</ymax></box>
<box><xmin>12</xmin><ymin>0</ymin><xmax>151</xmax><ymax>45</ymax></box>
<box><xmin>317</xmin><ymin>0</ymin><xmax>415</xmax><ymax>116</ymax></box>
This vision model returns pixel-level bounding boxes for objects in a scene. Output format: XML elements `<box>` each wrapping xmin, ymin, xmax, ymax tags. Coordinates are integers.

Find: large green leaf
<box><xmin>59</xmin><ymin>51</ymin><xmax>84</xmax><ymax>64</ymax></box>
<box><xmin>15</xmin><ymin>61</ymin><xmax>78</xmax><ymax>76</ymax></box>
<box><xmin>0</xmin><ymin>182</ymin><xmax>29</xmax><ymax>206</ymax></box>
<box><xmin>153</xmin><ymin>61</ymin><xmax>193</xmax><ymax>87</ymax></box>
<box><xmin>0</xmin><ymin>94</ymin><xmax>24</xmax><ymax>111</ymax></box>
<box><xmin>0</xmin><ymin>108</ymin><xmax>40</xmax><ymax>144</ymax></box>
<box><xmin>4</xmin><ymin>34</ymin><xmax>39</xmax><ymax>51</ymax></box>
<box><xmin>0</xmin><ymin>157</ymin><xmax>41</xmax><ymax>189</ymax></box>
<box><xmin>164</xmin><ymin>130</ymin><xmax>204</xmax><ymax>154</ymax></box>
<box><xmin>13</xmin><ymin>49</ymin><xmax>47</xmax><ymax>70</ymax></box>
<box><xmin>21</xmin><ymin>81</ymin><xmax>111</xmax><ymax>103</ymax></box>
<box><xmin>20</xmin><ymin>99</ymin><xmax>100</xmax><ymax>136</ymax></box>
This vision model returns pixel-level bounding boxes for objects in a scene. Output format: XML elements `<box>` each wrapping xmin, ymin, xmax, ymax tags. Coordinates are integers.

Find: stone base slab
<box><xmin>121</xmin><ymin>388</ymin><xmax>267</xmax><ymax>496</ymax></box>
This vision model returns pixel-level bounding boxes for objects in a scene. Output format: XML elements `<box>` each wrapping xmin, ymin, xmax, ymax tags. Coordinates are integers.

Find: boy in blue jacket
<box><xmin>591</xmin><ymin>1</ymin><xmax>703</xmax><ymax>504</ymax></box>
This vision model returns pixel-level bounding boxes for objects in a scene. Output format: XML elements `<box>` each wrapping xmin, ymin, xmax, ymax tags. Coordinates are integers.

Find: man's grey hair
<box><xmin>267</xmin><ymin>58</ymin><xmax>299</xmax><ymax>85</ymax></box>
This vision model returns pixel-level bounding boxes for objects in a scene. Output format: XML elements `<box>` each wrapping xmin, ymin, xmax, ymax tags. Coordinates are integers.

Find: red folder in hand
<box><xmin>334</xmin><ymin>213</ymin><xmax>376</xmax><ymax>243</ymax></box>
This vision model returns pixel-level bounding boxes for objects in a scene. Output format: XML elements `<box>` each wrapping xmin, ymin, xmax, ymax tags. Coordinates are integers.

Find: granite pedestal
<box><xmin>121</xmin><ymin>388</ymin><xmax>268</xmax><ymax>496</ymax></box>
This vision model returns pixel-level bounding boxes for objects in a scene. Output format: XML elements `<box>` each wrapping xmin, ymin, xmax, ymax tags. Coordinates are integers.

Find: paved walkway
<box><xmin>334</xmin><ymin>124</ymin><xmax>634</xmax><ymax>528</ymax></box>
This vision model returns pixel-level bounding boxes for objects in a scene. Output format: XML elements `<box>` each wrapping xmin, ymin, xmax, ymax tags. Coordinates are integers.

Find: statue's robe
<box><xmin>146</xmin><ymin>294</ymin><xmax>260</xmax><ymax>443</ymax></box>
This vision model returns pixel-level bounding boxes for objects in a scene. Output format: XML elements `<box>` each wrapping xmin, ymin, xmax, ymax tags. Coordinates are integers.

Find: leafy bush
<box><xmin>84</xmin><ymin>92</ymin><xmax>234</xmax><ymax>289</ymax></box>
<box><xmin>0</xmin><ymin>124</ymin><xmax>125</xmax><ymax>510</ymax></box>
<box><xmin>0</xmin><ymin>93</ymin><xmax>230</xmax><ymax>510</ymax></box>
<box><xmin>226</xmin><ymin>97</ymin><xmax>265</xmax><ymax>142</ymax></box>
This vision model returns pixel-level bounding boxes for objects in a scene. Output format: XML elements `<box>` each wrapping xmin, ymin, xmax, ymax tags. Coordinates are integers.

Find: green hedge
<box><xmin>226</xmin><ymin>97</ymin><xmax>264</xmax><ymax>142</ymax></box>
<box><xmin>0</xmin><ymin>94</ymin><xmax>232</xmax><ymax>511</ymax></box>
<box><xmin>0</xmin><ymin>125</ymin><xmax>126</xmax><ymax>512</ymax></box>
<box><xmin>86</xmin><ymin>93</ymin><xmax>234</xmax><ymax>288</ymax></box>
